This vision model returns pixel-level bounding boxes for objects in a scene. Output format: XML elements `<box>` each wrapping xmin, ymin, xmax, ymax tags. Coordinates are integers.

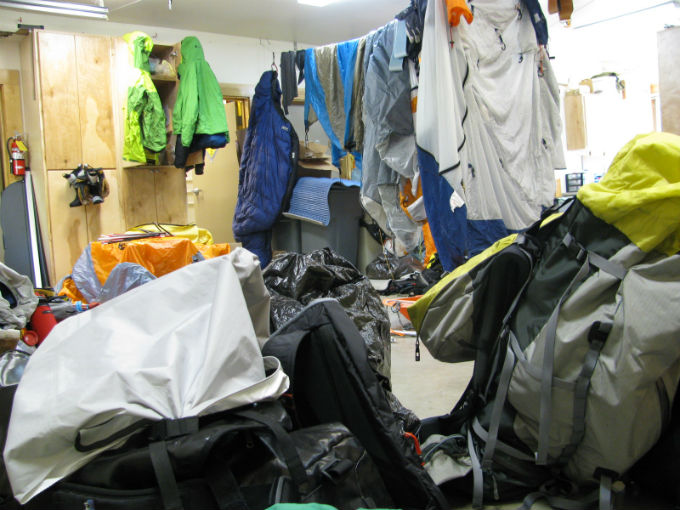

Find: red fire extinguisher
<box><xmin>7</xmin><ymin>136</ymin><xmax>27</xmax><ymax>176</ymax></box>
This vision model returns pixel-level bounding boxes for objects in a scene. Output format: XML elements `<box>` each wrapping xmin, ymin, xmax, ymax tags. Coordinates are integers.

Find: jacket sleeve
<box><xmin>174</xmin><ymin>66</ymin><xmax>200</xmax><ymax>147</ymax></box>
<box><xmin>123</xmin><ymin>84</ymin><xmax>147</xmax><ymax>163</ymax></box>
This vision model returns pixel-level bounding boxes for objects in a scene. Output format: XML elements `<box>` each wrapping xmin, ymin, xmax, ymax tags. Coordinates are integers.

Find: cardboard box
<box><xmin>297</xmin><ymin>158</ymin><xmax>340</xmax><ymax>179</ymax></box>
<box><xmin>299</xmin><ymin>141</ymin><xmax>329</xmax><ymax>160</ymax></box>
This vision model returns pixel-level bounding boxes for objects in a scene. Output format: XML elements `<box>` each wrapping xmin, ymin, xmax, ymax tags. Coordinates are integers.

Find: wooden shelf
<box><xmin>151</xmin><ymin>75</ymin><xmax>177</xmax><ymax>83</ymax></box>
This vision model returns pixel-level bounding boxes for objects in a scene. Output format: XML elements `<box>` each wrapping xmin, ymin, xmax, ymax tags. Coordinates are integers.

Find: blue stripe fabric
<box><xmin>418</xmin><ymin>148</ymin><xmax>511</xmax><ymax>271</ymax></box>
<box><xmin>286</xmin><ymin>177</ymin><xmax>359</xmax><ymax>226</ymax></box>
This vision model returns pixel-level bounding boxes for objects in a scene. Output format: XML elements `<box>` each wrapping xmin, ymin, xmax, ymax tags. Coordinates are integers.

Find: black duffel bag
<box><xmin>25</xmin><ymin>401</ymin><xmax>392</xmax><ymax>510</ymax></box>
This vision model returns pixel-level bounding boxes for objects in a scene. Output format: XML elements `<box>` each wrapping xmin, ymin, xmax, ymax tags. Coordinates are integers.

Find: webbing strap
<box><xmin>519</xmin><ymin>489</ymin><xmax>598</xmax><ymax>510</ymax></box>
<box><xmin>587</xmin><ymin>251</ymin><xmax>627</xmax><ymax>281</ymax></box>
<box><xmin>468</xmin><ymin>428</ymin><xmax>484</xmax><ymax>509</ymax></box>
<box><xmin>557</xmin><ymin>322</ymin><xmax>611</xmax><ymax>467</ymax></box>
<box><xmin>536</xmin><ymin>256</ymin><xmax>591</xmax><ymax>465</ymax></box>
<box><xmin>149</xmin><ymin>441</ymin><xmax>183</xmax><ymax>510</ymax></box>
<box><xmin>472</xmin><ymin>418</ymin><xmax>534</xmax><ymax>462</ymax></box>
<box><xmin>234</xmin><ymin>409</ymin><xmax>310</xmax><ymax>493</ymax></box>
<box><xmin>599</xmin><ymin>474</ymin><xmax>613</xmax><ymax>510</ymax></box>
<box><xmin>482</xmin><ymin>346</ymin><xmax>516</xmax><ymax>469</ymax></box>
<box><xmin>204</xmin><ymin>456</ymin><xmax>249</xmax><ymax>510</ymax></box>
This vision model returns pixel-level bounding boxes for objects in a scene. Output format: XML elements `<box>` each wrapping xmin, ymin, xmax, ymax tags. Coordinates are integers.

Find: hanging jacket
<box><xmin>173</xmin><ymin>36</ymin><xmax>229</xmax><ymax>148</ymax></box>
<box><xmin>123</xmin><ymin>32</ymin><xmax>166</xmax><ymax>163</ymax></box>
<box><xmin>232</xmin><ymin>70</ymin><xmax>299</xmax><ymax>268</ymax></box>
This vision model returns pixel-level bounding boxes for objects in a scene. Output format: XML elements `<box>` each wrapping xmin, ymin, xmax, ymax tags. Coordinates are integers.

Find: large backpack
<box><xmin>24</xmin><ymin>401</ymin><xmax>393</xmax><ymax>510</ymax></box>
<box><xmin>262</xmin><ymin>299</ymin><xmax>449</xmax><ymax>510</ymax></box>
<box><xmin>410</xmin><ymin>133</ymin><xmax>680</xmax><ymax>507</ymax></box>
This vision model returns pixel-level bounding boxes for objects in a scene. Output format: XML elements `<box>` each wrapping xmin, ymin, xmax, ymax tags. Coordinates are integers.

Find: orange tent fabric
<box><xmin>60</xmin><ymin>238</ymin><xmax>232</xmax><ymax>303</ymax></box>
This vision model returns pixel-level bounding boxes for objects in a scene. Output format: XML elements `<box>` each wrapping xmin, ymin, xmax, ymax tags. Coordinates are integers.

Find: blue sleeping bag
<box><xmin>233</xmin><ymin>70</ymin><xmax>299</xmax><ymax>267</ymax></box>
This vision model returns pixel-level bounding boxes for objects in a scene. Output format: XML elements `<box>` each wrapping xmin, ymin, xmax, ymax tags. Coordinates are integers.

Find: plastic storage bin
<box><xmin>272</xmin><ymin>216</ymin><xmax>302</xmax><ymax>253</ymax></box>
<box><xmin>299</xmin><ymin>186</ymin><xmax>362</xmax><ymax>266</ymax></box>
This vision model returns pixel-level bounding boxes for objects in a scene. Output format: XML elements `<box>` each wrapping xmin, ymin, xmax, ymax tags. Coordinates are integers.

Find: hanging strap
<box><xmin>536</xmin><ymin>248</ymin><xmax>591</xmax><ymax>465</ymax></box>
<box><xmin>519</xmin><ymin>487</ymin><xmax>598</xmax><ymax>510</ymax></box>
<box><xmin>556</xmin><ymin>322</ymin><xmax>612</xmax><ymax>467</ymax></box>
<box><xmin>472</xmin><ymin>418</ymin><xmax>534</xmax><ymax>462</ymax></box>
<box><xmin>233</xmin><ymin>409</ymin><xmax>311</xmax><ymax>494</ymax></box>
<box><xmin>482</xmin><ymin>345</ymin><xmax>516</xmax><ymax>469</ymax></box>
<box><xmin>468</xmin><ymin>428</ymin><xmax>484</xmax><ymax>509</ymax></box>
<box><xmin>149</xmin><ymin>441</ymin><xmax>184</xmax><ymax>510</ymax></box>
<box><xmin>204</xmin><ymin>456</ymin><xmax>250</xmax><ymax>510</ymax></box>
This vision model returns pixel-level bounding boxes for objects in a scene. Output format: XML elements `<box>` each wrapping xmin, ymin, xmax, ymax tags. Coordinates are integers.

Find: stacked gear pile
<box><xmin>409</xmin><ymin>132</ymin><xmax>680</xmax><ymax>508</ymax></box>
<box><xmin>172</xmin><ymin>36</ymin><xmax>229</xmax><ymax>172</ymax></box>
<box><xmin>59</xmin><ymin>236</ymin><xmax>232</xmax><ymax>304</ymax></box>
<box><xmin>122</xmin><ymin>31</ymin><xmax>166</xmax><ymax>164</ymax></box>
<box><xmin>62</xmin><ymin>165</ymin><xmax>109</xmax><ymax>207</ymax></box>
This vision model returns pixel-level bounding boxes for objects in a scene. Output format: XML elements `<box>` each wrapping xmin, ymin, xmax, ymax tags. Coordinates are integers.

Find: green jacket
<box><xmin>173</xmin><ymin>36</ymin><xmax>228</xmax><ymax>147</ymax></box>
<box><xmin>123</xmin><ymin>32</ymin><xmax>167</xmax><ymax>163</ymax></box>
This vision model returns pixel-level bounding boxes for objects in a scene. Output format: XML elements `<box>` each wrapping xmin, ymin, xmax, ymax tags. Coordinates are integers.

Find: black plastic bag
<box><xmin>264</xmin><ymin>248</ymin><xmax>391</xmax><ymax>383</ymax></box>
<box><xmin>365</xmin><ymin>252</ymin><xmax>423</xmax><ymax>280</ymax></box>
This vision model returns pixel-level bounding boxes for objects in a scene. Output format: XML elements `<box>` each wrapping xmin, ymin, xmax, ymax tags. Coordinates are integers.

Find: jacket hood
<box><xmin>123</xmin><ymin>31</ymin><xmax>153</xmax><ymax>71</ymax></box>
<box><xmin>255</xmin><ymin>70</ymin><xmax>282</xmax><ymax>103</ymax></box>
<box><xmin>578</xmin><ymin>132</ymin><xmax>680</xmax><ymax>255</ymax></box>
<box><xmin>180</xmin><ymin>36</ymin><xmax>206</xmax><ymax>63</ymax></box>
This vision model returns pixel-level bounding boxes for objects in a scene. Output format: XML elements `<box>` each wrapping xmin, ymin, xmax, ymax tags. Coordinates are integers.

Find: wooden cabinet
<box><xmin>121</xmin><ymin>167</ymin><xmax>187</xmax><ymax>228</ymax></box>
<box><xmin>37</xmin><ymin>32</ymin><xmax>116</xmax><ymax>170</ymax></box>
<box><xmin>19</xmin><ymin>30</ymin><xmax>188</xmax><ymax>285</ymax></box>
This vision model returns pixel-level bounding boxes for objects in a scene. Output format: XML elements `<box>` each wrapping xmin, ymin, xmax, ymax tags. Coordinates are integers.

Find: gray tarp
<box><xmin>362</xmin><ymin>21</ymin><xmax>421</xmax><ymax>253</ymax></box>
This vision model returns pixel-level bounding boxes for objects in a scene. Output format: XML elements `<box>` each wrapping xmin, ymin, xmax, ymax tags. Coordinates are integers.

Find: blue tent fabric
<box><xmin>418</xmin><ymin>148</ymin><xmax>511</xmax><ymax>271</ymax></box>
<box><xmin>233</xmin><ymin>70</ymin><xmax>299</xmax><ymax>268</ymax></box>
<box><xmin>304</xmin><ymin>46</ymin><xmax>362</xmax><ymax>179</ymax></box>
<box><xmin>522</xmin><ymin>0</ymin><xmax>549</xmax><ymax>46</ymax></box>
<box><xmin>286</xmin><ymin>177</ymin><xmax>359</xmax><ymax>226</ymax></box>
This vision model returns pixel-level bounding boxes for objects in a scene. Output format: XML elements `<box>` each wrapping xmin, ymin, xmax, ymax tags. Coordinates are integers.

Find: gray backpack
<box><xmin>411</xmin><ymin>133</ymin><xmax>680</xmax><ymax>508</ymax></box>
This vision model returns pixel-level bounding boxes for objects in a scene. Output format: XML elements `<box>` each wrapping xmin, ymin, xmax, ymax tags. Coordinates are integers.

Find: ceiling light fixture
<box><xmin>297</xmin><ymin>0</ymin><xmax>337</xmax><ymax>7</ymax></box>
<box><xmin>0</xmin><ymin>0</ymin><xmax>108</xmax><ymax>19</ymax></box>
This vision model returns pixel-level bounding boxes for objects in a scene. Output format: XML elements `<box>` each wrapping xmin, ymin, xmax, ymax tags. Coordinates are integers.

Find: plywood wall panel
<box><xmin>47</xmin><ymin>171</ymin><xmax>87</xmax><ymax>282</ymax></box>
<box><xmin>75</xmin><ymin>35</ymin><xmax>116</xmax><ymax>169</ymax></box>
<box><xmin>38</xmin><ymin>32</ymin><xmax>82</xmax><ymax>170</ymax></box>
<box><xmin>658</xmin><ymin>27</ymin><xmax>680</xmax><ymax>136</ymax></box>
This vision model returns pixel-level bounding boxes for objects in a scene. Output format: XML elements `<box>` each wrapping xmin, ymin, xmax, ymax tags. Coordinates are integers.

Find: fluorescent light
<box><xmin>298</xmin><ymin>0</ymin><xmax>337</xmax><ymax>6</ymax></box>
<box><xmin>0</xmin><ymin>0</ymin><xmax>109</xmax><ymax>19</ymax></box>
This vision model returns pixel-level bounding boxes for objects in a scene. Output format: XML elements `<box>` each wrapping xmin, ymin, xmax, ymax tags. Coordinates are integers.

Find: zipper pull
<box><xmin>415</xmin><ymin>335</ymin><xmax>421</xmax><ymax>361</ymax></box>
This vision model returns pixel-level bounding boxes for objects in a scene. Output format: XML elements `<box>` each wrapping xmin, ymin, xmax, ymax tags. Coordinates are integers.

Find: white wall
<box><xmin>546</xmin><ymin>0</ymin><xmax>680</xmax><ymax>184</ymax></box>
<box><xmin>0</xmin><ymin>9</ymin><xmax>330</xmax><ymax>142</ymax></box>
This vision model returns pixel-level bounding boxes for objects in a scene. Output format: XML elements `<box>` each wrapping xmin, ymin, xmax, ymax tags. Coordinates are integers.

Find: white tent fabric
<box><xmin>417</xmin><ymin>0</ymin><xmax>565</xmax><ymax>231</ymax></box>
<box><xmin>5</xmin><ymin>248</ymin><xmax>289</xmax><ymax>503</ymax></box>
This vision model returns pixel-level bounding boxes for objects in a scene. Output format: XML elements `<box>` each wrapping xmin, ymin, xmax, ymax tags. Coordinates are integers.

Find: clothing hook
<box><xmin>272</xmin><ymin>52</ymin><xmax>278</xmax><ymax>73</ymax></box>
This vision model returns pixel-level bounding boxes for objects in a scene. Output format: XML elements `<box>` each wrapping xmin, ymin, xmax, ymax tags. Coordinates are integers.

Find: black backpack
<box><xmin>262</xmin><ymin>299</ymin><xmax>448</xmax><ymax>510</ymax></box>
<box><xmin>24</xmin><ymin>401</ymin><xmax>392</xmax><ymax>510</ymax></box>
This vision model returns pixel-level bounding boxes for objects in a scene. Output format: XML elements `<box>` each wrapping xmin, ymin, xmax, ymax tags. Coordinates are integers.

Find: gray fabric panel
<box><xmin>418</xmin><ymin>273</ymin><xmax>476</xmax><ymax>362</ymax></box>
<box><xmin>360</xmin><ymin>21</ymin><xmax>420</xmax><ymax>251</ymax></box>
<box><xmin>565</xmin><ymin>253</ymin><xmax>680</xmax><ymax>482</ymax></box>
